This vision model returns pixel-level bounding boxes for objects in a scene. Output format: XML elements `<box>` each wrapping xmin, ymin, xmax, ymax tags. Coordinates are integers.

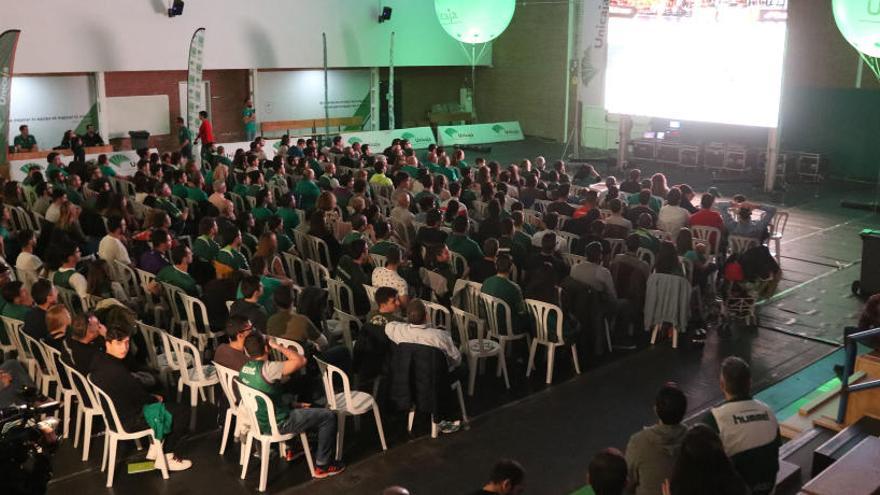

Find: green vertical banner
<box><xmin>186</xmin><ymin>27</ymin><xmax>206</xmax><ymax>153</ymax></box>
<box><xmin>0</xmin><ymin>30</ymin><xmax>22</xmax><ymax>165</ymax></box>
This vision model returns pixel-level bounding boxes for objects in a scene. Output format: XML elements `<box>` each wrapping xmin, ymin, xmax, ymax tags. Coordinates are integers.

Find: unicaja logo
<box><xmin>0</xmin><ymin>66</ymin><xmax>10</xmax><ymax>105</ymax></box>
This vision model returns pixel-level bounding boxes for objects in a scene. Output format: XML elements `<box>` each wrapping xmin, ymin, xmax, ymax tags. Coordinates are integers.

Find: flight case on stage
<box><xmin>853</xmin><ymin>229</ymin><xmax>880</xmax><ymax>297</ymax></box>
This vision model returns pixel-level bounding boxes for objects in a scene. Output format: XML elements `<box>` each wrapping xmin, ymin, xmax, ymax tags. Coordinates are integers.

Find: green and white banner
<box><xmin>186</xmin><ymin>28</ymin><xmax>206</xmax><ymax>142</ymax></box>
<box><xmin>436</xmin><ymin>121</ymin><xmax>524</xmax><ymax>146</ymax></box>
<box><xmin>0</xmin><ymin>30</ymin><xmax>21</xmax><ymax>165</ymax></box>
<box><xmin>340</xmin><ymin>127</ymin><xmax>436</xmax><ymax>150</ymax></box>
<box><xmin>9</xmin><ymin>147</ymin><xmax>158</xmax><ymax>182</ymax></box>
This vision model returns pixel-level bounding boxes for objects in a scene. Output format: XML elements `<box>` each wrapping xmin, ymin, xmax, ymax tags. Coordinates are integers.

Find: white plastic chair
<box><xmin>330</xmin><ymin>309</ymin><xmax>360</xmax><ymax>357</ymax></box>
<box><xmin>480</xmin><ymin>292</ymin><xmax>530</xmax><ymax>358</ymax></box>
<box><xmin>555</xmin><ymin>231</ymin><xmax>578</xmax><ymax>254</ymax></box>
<box><xmin>20</xmin><ymin>332</ymin><xmax>57</xmax><ymax>398</ymax></box>
<box><xmin>326</xmin><ymin>278</ymin><xmax>355</xmax><ymax>316</ymax></box>
<box><xmin>406</xmin><ymin>380</ymin><xmax>469</xmax><ymax>440</ymax></box>
<box><xmin>165</xmin><ymin>333</ymin><xmax>219</xmax><ymax>414</ymax></box>
<box><xmin>88</xmin><ymin>377</ymin><xmax>170</xmax><ymax>487</ymax></box>
<box><xmin>55</xmin><ymin>286</ymin><xmax>83</xmax><ymax>315</ymax></box>
<box><xmin>0</xmin><ymin>316</ymin><xmax>24</xmax><ymax>369</ymax></box>
<box><xmin>362</xmin><ymin>284</ymin><xmax>379</xmax><ymax>312</ymax></box>
<box><xmin>282</xmin><ymin>252</ymin><xmax>310</xmax><ymax>287</ymax></box>
<box><xmin>306</xmin><ymin>234</ymin><xmax>333</xmax><ymax>269</ymax></box>
<box><xmin>768</xmin><ymin>211</ymin><xmax>788</xmax><ymax>266</ymax></box>
<box><xmin>449</xmin><ymin>251</ymin><xmax>469</xmax><ymax>278</ymax></box>
<box><xmin>369</xmin><ymin>253</ymin><xmax>388</xmax><ymax>268</ymax></box>
<box><xmin>213</xmin><ymin>362</ymin><xmax>243</xmax><ymax>458</ymax></box>
<box><xmin>562</xmin><ymin>253</ymin><xmax>586</xmax><ymax>268</ymax></box>
<box><xmin>607</xmin><ymin>238</ymin><xmax>626</xmax><ymax>258</ymax></box>
<box><xmin>135</xmin><ymin>321</ymin><xmax>180</xmax><ymax>388</ymax></box>
<box><xmin>306</xmin><ymin>259</ymin><xmax>330</xmax><ymax>289</ymax></box>
<box><xmin>179</xmin><ymin>292</ymin><xmax>224</xmax><ymax>352</ymax></box>
<box><xmin>159</xmin><ymin>282</ymin><xmax>189</xmax><ymax>339</ymax></box>
<box><xmin>43</xmin><ymin>344</ymin><xmax>76</xmax><ymax>437</ymax></box>
<box><xmin>728</xmin><ymin>235</ymin><xmax>759</xmax><ymax>256</ymax></box>
<box><xmin>422</xmin><ymin>299</ymin><xmax>451</xmax><ymax>331</ymax></box>
<box><xmin>691</xmin><ymin>225</ymin><xmax>721</xmax><ymax>256</ymax></box>
<box><xmin>136</xmin><ymin>268</ymin><xmax>166</xmax><ymax>324</ymax></box>
<box><xmin>525</xmin><ymin>299</ymin><xmax>581</xmax><ymax>384</ymax></box>
<box><xmin>452</xmin><ymin>307</ymin><xmax>509</xmax><ymax>396</ymax></box>
<box><xmin>454</xmin><ymin>281</ymin><xmax>483</xmax><ymax>316</ymax></box>
<box><xmin>236</xmin><ymin>378</ymin><xmax>316</xmax><ymax>491</ymax></box>
<box><xmin>314</xmin><ymin>357</ymin><xmax>387</xmax><ymax>459</ymax></box>
<box><xmin>62</xmin><ymin>361</ymin><xmax>103</xmax><ymax>461</ymax></box>
<box><xmin>636</xmin><ymin>248</ymin><xmax>656</xmax><ymax>270</ymax></box>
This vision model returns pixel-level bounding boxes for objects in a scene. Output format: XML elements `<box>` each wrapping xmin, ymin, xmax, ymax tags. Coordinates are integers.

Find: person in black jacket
<box><xmin>89</xmin><ymin>325</ymin><xmax>192</xmax><ymax>471</ymax></box>
<box><xmin>353</xmin><ymin>287</ymin><xmax>403</xmax><ymax>385</ymax></box>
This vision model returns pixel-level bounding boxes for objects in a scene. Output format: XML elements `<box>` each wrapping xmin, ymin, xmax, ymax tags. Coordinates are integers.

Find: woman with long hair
<box><xmin>664</xmin><ymin>425</ymin><xmax>748</xmax><ymax>495</ymax></box>
<box><xmin>316</xmin><ymin>191</ymin><xmax>341</xmax><ymax>235</ymax></box>
<box><xmin>651</xmin><ymin>173</ymin><xmax>670</xmax><ymax>199</ymax></box>
<box><xmin>254</xmin><ymin>231</ymin><xmax>286</xmax><ymax>279</ymax></box>
<box><xmin>654</xmin><ymin>240</ymin><xmax>684</xmax><ymax>277</ymax></box>
<box><xmin>308</xmin><ymin>209</ymin><xmax>341</xmax><ymax>266</ymax></box>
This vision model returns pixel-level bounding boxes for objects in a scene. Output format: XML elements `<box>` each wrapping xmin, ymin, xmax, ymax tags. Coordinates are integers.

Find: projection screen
<box><xmin>604</xmin><ymin>1</ymin><xmax>788</xmax><ymax>128</ymax></box>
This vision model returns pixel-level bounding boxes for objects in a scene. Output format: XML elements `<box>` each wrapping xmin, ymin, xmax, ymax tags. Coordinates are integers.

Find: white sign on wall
<box><xmin>256</xmin><ymin>70</ymin><xmax>371</xmax><ymax>127</ymax></box>
<box><xmin>8</xmin><ymin>148</ymin><xmax>158</xmax><ymax>182</ymax></box>
<box><xmin>8</xmin><ymin>75</ymin><xmax>96</xmax><ymax>146</ymax></box>
<box><xmin>437</xmin><ymin>121</ymin><xmax>524</xmax><ymax>146</ymax></box>
<box><xmin>340</xmin><ymin>127</ymin><xmax>436</xmax><ymax>150</ymax></box>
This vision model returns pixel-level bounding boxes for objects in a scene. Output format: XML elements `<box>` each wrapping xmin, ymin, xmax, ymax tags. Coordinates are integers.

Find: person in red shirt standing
<box><xmin>689</xmin><ymin>193</ymin><xmax>725</xmax><ymax>254</ymax></box>
<box><xmin>195</xmin><ymin>110</ymin><xmax>214</xmax><ymax>164</ymax></box>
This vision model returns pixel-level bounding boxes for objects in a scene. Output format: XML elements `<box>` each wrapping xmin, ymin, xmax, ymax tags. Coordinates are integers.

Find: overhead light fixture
<box><xmin>378</xmin><ymin>6</ymin><xmax>393</xmax><ymax>23</ymax></box>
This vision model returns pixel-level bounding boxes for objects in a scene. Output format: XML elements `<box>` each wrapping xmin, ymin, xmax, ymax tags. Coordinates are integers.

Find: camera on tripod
<box><xmin>0</xmin><ymin>386</ymin><xmax>62</xmax><ymax>495</ymax></box>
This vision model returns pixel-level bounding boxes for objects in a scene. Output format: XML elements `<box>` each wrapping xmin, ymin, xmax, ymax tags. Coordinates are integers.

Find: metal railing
<box><xmin>836</xmin><ymin>326</ymin><xmax>880</xmax><ymax>423</ymax></box>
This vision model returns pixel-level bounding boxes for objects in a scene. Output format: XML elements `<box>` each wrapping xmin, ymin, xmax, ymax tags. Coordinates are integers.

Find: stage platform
<box><xmin>45</xmin><ymin>138</ymin><xmax>880</xmax><ymax>495</ymax></box>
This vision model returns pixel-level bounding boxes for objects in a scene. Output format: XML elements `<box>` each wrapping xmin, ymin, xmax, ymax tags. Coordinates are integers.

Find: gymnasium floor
<box><xmin>45</xmin><ymin>139</ymin><xmax>880</xmax><ymax>494</ymax></box>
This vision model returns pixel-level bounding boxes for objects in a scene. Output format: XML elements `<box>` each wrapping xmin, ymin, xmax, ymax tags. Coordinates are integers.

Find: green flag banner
<box><xmin>186</xmin><ymin>28</ymin><xmax>206</xmax><ymax>149</ymax></box>
<box><xmin>0</xmin><ymin>30</ymin><xmax>22</xmax><ymax>165</ymax></box>
<box><xmin>436</xmin><ymin>121</ymin><xmax>524</xmax><ymax>146</ymax></box>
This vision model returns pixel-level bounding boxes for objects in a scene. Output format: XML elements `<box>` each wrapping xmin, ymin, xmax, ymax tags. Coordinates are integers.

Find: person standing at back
<box><xmin>242</xmin><ymin>97</ymin><xmax>257</xmax><ymax>142</ymax></box>
<box><xmin>625</xmin><ymin>384</ymin><xmax>688</xmax><ymax>495</ymax></box>
<box><xmin>701</xmin><ymin>357</ymin><xmax>780</xmax><ymax>495</ymax></box>
<box><xmin>194</xmin><ymin>110</ymin><xmax>214</xmax><ymax>163</ymax></box>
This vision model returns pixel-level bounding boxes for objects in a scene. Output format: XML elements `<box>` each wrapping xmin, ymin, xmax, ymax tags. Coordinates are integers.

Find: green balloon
<box><xmin>833</xmin><ymin>0</ymin><xmax>880</xmax><ymax>57</ymax></box>
<box><xmin>435</xmin><ymin>0</ymin><xmax>516</xmax><ymax>44</ymax></box>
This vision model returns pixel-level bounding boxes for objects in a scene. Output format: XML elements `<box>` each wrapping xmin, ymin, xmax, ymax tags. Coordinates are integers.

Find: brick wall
<box><xmin>104</xmin><ymin>69</ymin><xmax>250</xmax><ymax>151</ymax></box>
<box><xmin>475</xmin><ymin>3</ymin><xmax>570</xmax><ymax>141</ymax></box>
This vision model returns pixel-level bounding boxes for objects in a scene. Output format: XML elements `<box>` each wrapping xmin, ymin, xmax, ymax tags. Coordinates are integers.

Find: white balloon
<box><xmin>435</xmin><ymin>0</ymin><xmax>517</xmax><ymax>44</ymax></box>
<box><xmin>832</xmin><ymin>0</ymin><xmax>880</xmax><ymax>58</ymax></box>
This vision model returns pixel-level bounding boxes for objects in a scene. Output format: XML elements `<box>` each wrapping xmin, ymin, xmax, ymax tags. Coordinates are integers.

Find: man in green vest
<box><xmin>238</xmin><ymin>333</ymin><xmax>344</xmax><ymax>478</ymax></box>
<box><xmin>157</xmin><ymin>245</ymin><xmax>200</xmax><ymax>297</ymax></box>
<box><xmin>216</xmin><ymin>228</ymin><xmax>250</xmax><ymax>271</ymax></box>
<box><xmin>193</xmin><ymin>217</ymin><xmax>220</xmax><ymax>262</ymax></box>
<box><xmin>445</xmin><ymin>215</ymin><xmax>484</xmax><ymax>265</ymax></box>
<box><xmin>481</xmin><ymin>254</ymin><xmax>529</xmax><ymax>337</ymax></box>
<box><xmin>52</xmin><ymin>241</ymin><xmax>88</xmax><ymax>301</ymax></box>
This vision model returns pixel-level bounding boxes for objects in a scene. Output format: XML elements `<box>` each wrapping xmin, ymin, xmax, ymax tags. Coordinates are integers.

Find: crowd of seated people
<box><xmin>0</xmin><ymin>132</ymin><xmax>793</xmax><ymax>485</ymax></box>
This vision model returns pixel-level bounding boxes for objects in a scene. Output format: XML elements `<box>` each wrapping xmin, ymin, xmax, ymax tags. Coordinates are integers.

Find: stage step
<box><xmin>811</xmin><ymin>415</ymin><xmax>880</xmax><ymax>477</ymax></box>
<box><xmin>800</xmin><ymin>436</ymin><xmax>880</xmax><ymax>495</ymax></box>
<box><xmin>775</xmin><ymin>459</ymin><xmax>801</xmax><ymax>494</ymax></box>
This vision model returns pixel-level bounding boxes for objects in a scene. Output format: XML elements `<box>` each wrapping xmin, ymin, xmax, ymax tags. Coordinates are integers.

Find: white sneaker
<box><xmin>159</xmin><ymin>453</ymin><xmax>193</xmax><ymax>472</ymax></box>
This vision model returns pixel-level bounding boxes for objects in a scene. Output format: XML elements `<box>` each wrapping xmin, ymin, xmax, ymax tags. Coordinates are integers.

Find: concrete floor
<box><xmin>45</xmin><ymin>139</ymin><xmax>880</xmax><ymax>495</ymax></box>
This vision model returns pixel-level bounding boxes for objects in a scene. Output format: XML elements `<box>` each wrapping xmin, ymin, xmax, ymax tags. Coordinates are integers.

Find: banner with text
<box><xmin>8</xmin><ymin>148</ymin><xmax>157</xmax><ymax>182</ymax></box>
<box><xmin>186</xmin><ymin>28</ymin><xmax>206</xmax><ymax>145</ymax></box>
<box><xmin>340</xmin><ymin>127</ymin><xmax>435</xmax><ymax>150</ymax></box>
<box><xmin>0</xmin><ymin>30</ymin><xmax>20</xmax><ymax>165</ymax></box>
<box><xmin>578</xmin><ymin>0</ymin><xmax>611</xmax><ymax>148</ymax></box>
<box><xmin>436</xmin><ymin>121</ymin><xmax>524</xmax><ymax>146</ymax></box>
